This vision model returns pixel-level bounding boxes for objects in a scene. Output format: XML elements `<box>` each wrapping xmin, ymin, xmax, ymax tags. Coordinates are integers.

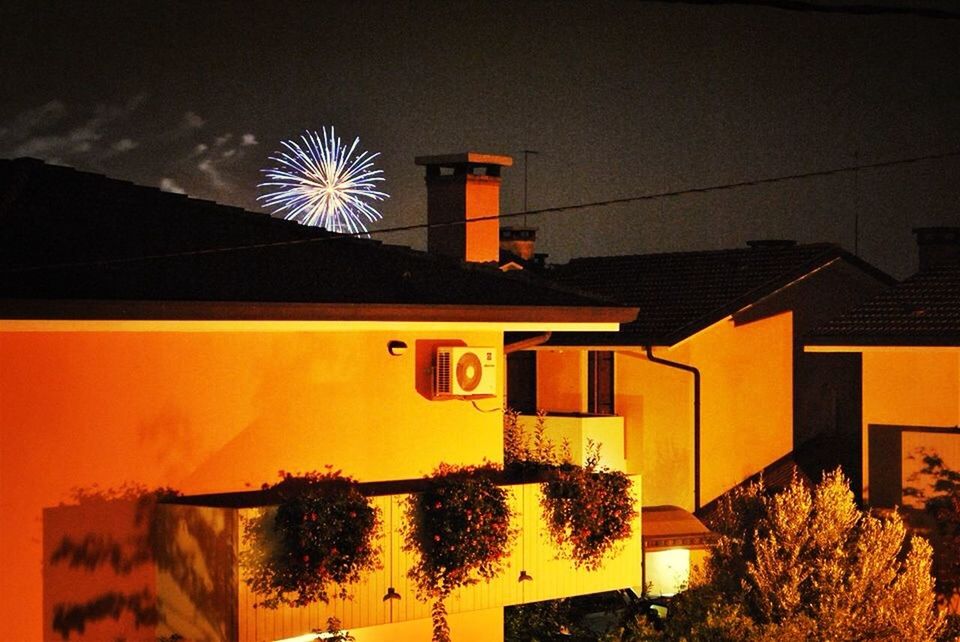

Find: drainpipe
<box><xmin>504</xmin><ymin>331</ymin><xmax>552</xmax><ymax>354</ymax></box>
<box><xmin>645</xmin><ymin>346</ymin><xmax>702</xmax><ymax>512</ymax></box>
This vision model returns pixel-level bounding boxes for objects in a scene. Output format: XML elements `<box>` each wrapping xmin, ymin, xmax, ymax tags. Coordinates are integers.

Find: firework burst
<box><xmin>258</xmin><ymin>128</ymin><xmax>388</xmax><ymax>234</ymax></box>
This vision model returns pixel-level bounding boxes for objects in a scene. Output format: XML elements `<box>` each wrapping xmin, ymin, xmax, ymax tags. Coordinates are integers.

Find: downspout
<box><xmin>645</xmin><ymin>345</ymin><xmax>702</xmax><ymax>512</ymax></box>
<box><xmin>504</xmin><ymin>331</ymin><xmax>552</xmax><ymax>354</ymax></box>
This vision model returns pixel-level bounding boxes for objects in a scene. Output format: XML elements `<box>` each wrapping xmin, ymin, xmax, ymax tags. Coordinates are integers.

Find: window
<box><xmin>506</xmin><ymin>351</ymin><xmax>537</xmax><ymax>414</ymax></box>
<box><xmin>588</xmin><ymin>351</ymin><xmax>614</xmax><ymax>415</ymax></box>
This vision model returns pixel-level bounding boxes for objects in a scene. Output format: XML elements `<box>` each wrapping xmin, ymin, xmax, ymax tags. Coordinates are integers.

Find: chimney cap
<box><xmin>414</xmin><ymin>152</ymin><xmax>513</xmax><ymax>168</ymax></box>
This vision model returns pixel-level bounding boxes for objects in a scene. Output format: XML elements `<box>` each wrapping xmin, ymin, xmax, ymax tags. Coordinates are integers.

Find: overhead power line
<box><xmin>673</xmin><ymin>0</ymin><xmax>960</xmax><ymax>20</ymax></box>
<box><xmin>3</xmin><ymin>148</ymin><xmax>959</xmax><ymax>275</ymax></box>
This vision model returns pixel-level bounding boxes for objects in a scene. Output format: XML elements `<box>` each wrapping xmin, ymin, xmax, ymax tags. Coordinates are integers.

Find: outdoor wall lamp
<box><xmin>387</xmin><ymin>340</ymin><xmax>407</xmax><ymax>356</ymax></box>
<box><xmin>383</xmin><ymin>586</ymin><xmax>402</xmax><ymax>601</ymax></box>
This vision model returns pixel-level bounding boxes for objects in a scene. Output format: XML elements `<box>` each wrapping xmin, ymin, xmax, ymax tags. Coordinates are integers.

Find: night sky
<box><xmin>2</xmin><ymin>1</ymin><xmax>958</xmax><ymax>278</ymax></box>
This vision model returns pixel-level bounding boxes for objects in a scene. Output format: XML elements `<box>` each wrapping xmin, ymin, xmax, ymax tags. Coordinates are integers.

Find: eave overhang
<box><xmin>0</xmin><ymin>298</ymin><xmax>638</xmax><ymax>333</ymax></box>
<box><xmin>642</xmin><ymin>505</ymin><xmax>719</xmax><ymax>551</ymax></box>
<box><xmin>805</xmin><ymin>341</ymin><xmax>960</xmax><ymax>352</ymax></box>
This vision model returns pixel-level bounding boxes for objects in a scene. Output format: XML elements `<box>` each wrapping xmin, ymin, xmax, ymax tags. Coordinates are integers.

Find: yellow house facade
<box><xmin>805</xmin><ymin>229</ymin><xmax>960</xmax><ymax>509</ymax></box>
<box><xmin>507</xmin><ymin>242</ymin><xmax>892</xmax><ymax>595</ymax></box>
<box><xmin>0</xmin><ymin>157</ymin><xmax>641</xmax><ymax>641</ymax></box>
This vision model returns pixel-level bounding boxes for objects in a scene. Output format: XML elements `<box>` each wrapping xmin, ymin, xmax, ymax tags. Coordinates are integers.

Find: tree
<box><xmin>664</xmin><ymin>471</ymin><xmax>944</xmax><ymax>642</ymax></box>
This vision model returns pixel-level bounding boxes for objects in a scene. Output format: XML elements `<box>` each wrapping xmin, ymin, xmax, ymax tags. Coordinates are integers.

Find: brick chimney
<box><xmin>415</xmin><ymin>152</ymin><xmax>512</xmax><ymax>263</ymax></box>
<box><xmin>913</xmin><ymin>227</ymin><xmax>960</xmax><ymax>271</ymax></box>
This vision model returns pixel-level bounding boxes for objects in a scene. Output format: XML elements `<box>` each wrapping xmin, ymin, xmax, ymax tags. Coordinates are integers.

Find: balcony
<box><xmin>517</xmin><ymin>412</ymin><xmax>626</xmax><ymax>471</ymax></box>
<box><xmin>153</xmin><ymin>475</ymin><xmax>641</xmax><ymax>641</ymax></box>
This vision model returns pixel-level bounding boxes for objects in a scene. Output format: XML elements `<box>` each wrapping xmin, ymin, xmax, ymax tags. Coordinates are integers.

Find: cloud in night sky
<box><xmin>183</xmin><ymin>111</ymin><xmax>205</xmax><ymax>129</ymax></box>
<box><xmin>0</xmin><ymin>100</ymin><xmax>67</xmax><ymax>142</ymax></box>
<box><xmin>159</xmin><ymin>177</ymin><xmax>186</xmax><ymax>194</ymax></box>
<box><xmin>111</xmin><ymin>138</ymin><xmax>138</xmax><ymax>152</ymax></box>
<box><xmin>0</xmin><ymin>95</ymin><xmax>146</xmax><ymax>164</ymax></box>
<box><xmin>0</xmin><ymin>95</ymin><xmax>260</xmax><ymax>203</ymax></box>
<box><xmin>183</xmin><ymin>132</ymin><xmax>256</xmax><ymax>194</ymax></box>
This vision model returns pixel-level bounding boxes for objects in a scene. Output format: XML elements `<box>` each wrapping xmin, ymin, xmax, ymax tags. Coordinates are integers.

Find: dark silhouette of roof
<box><xmin>0</xmin><ymin>158</ymin><xmax>633</xmax><ymax>321</ymax></box>
<box><xmin>807</xmin><ymin>266</ymin><xmax>960</xmax><ymax>346</ymax></box>
<box><xmin>546</xmin><ymin>241</ymin><xmax>893</xmax><ymax>346</ymax></box>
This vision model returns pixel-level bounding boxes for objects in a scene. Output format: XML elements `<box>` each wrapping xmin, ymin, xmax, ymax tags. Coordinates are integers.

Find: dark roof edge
<box><xmin>662</xmin><ymin>248</ymin><xmax>894</xmax><ymax>345</ymax></box>
<box><xmin>804</xmin><ymin>335</ymin><xmax>960</xmax><ymax>348</ymax></box>
<box><xmin>0</xmin><ymin>298</ymin><xmax>638</xmax><ymax>325</ymax></box>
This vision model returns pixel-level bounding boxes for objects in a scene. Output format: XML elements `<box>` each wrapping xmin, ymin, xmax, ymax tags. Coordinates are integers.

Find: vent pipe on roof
<box><xmin>415</xmin><ymin>152</ymin><xmax>513</xmax><ymax>263</ymax></box>
<box><xmin>913</xmin><ymin>227</ymin><xmax>960</xmax><ymax>271</ymax></box>
<box><xmin>499</xmin><ymin>226</ymin><xmax>537</xmax><ymax>261</ymax></box>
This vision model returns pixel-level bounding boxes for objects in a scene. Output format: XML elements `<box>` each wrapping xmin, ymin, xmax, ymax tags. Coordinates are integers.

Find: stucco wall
<box><xmin>861</xmin><ymin>348</ymin><xmax>960</xmax><ymax>505</ymax></box>
<box><xmin>535</xmin><ymin>311</ymin><xmax>793</xmax><ymax>512</ymax></box>
<box><xmin>0</xmin><ymin>326</ymin><xmax>505</xmax><ymax>641</ymax></box>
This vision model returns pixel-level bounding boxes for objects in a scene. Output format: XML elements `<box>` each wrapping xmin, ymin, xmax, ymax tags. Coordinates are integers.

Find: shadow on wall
<box><xmin>43</xmin><ymin>485</ymin><xmax>237</xmax><ymax>641</ymax></box>
<box><xmin>903</xmin><ymin>448</ymin><xmax>960</xmax><ymax>611</ymax></box>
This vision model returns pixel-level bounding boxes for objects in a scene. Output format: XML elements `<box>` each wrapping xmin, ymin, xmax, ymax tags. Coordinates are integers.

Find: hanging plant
<box><xmin>404</xmin><ymin>464</ymin><xmax>516</xmax><ymax>642</ymax></box>
<box><xmin>541</xmin><ymin>443</ymin><xmax>637</xmax><ymax>571</ymax></box>
<box><xmin>241</xmin><ymin>469</ymin><xmax>381</xmax><ymax>609</ymax></box>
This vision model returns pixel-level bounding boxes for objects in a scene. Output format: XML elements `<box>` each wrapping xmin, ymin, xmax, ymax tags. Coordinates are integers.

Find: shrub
<box><xmin>665</xmin><ymin>470</ymin><xmax>944</xmax><ymax>641</ymax></box>
<box><xmin>241</xmin><ymin>469</ymin><xmax>381</xmax><ymax>609</ymax></box>
<box><xmin>404</xmin><ymin>464</ymin><xmax>515</xmax><ymax>642</ymax></box>
<box><xmin>541</xmin><ymin>442</ymin><xmax>637</xmax><ymax>570</ymax></box>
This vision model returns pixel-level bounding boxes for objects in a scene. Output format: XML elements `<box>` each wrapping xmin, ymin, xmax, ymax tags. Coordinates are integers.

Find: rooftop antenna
<box><xmin>853</xmin><ymin>149</ymin><xmax>860</xmax><ymax>256</ymax></box>
<box><xmin>522</xmin><ymin>150</ymin><xmax>539</xmax><ymax>226</ymax></box>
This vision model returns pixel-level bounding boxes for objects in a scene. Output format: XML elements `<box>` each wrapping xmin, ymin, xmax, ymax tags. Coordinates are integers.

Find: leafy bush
<box><xmin>541</xmin><ymin>443</ymin><xmax>637</xmax><ymax>570</ymax></box>
<box><xmin>505</xmin><ymin>409</ymin><xmax>637</xmax><ymax>571</ymax></box>
<box><xmin>241</xmin><ymin>469</ymin><xmax>381</xmax><ymax>609</ymax></box>
<box><xmin>664</xmin><ymin>470</ymin><xmax>944</xmax><ymax>641</ymax></box>
<box><xmin>404</xmin><ymin>463</ymin><xmax>515</xmax><ymax>642</ymax></box>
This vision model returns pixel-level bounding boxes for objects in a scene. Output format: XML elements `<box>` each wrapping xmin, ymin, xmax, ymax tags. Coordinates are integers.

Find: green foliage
<box><xmin>541</xmin><ymin>441</ymin><xmax>638</xmax><ymax>570</ymax></box>
<box><xmin>241</xmin><ymin>469</ymin><xmax>381</xmax><ymax>609</ymax></box>
<box><xmin>505</xmin><ymin>409</ymin><xmax>637</xmax><ymax>571</ymax></box>
<box><xmin>404</xmin><ymin>463</ymin><xmax>515</xmax><ymax>642</ymax></box>
<box><xmin>505</xmin><ymin>592</ymin><xmax>664</xmax><ymax>642</ymax></box>
<box><xmin>905</xmin><ymin>449</ymin><xmax>960</xmax><ymax>600</ymax></box>
<box><xmin>504</xmin><ymin>408</ymin><xmax>568</xmax><ymax>469</ymax></box>
<box><xmin>664</xmin><ymin>471</ymin><xmax>944</xmax><ymax>642</ymax></box>
<box><xmin>312</xmin><ymin>616</ymin><xmax>355</xmax><ymax>642</ymax></box>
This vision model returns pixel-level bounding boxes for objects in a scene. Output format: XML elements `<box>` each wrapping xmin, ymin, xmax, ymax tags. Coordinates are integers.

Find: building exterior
<box><xmin>0</xmin><ymin>157</ymin><xmax>641</xmax><ymax>641</ymax></box>
<box><xmin>502</xmin><ymin>241</ymin><xmax>893</xmax><ymax>594</ymax></box>
<box><xmin>805</xmin><ymin>228</ymin><xmax>960</xmax><ymax>509</ymax></box>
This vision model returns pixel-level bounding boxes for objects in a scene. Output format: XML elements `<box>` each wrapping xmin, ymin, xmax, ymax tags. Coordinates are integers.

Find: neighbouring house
<box><xmin>502</xmin><ymin>239</ymin><xmax>893</xmax><ymax>595</ymax></box>
<box><xmin>804</xmin><ymin>227</ymin><xmax>960</xmax><ymax>511</ymax></box>
<box><xmin>0</xmin><ymin>156</ymin><xmax>641</xmax><ymax>641</ymax></box>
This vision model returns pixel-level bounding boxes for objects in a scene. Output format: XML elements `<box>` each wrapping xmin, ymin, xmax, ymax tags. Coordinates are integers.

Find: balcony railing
<box><xmin>518</xmin><ymin>412</ymin><xmax>626</xmax><ymax>471</ymax></box>
<box><xmin>155</xmin><ymin>475</ymin><xmax>641</xmax><ymax>641</ymax></box>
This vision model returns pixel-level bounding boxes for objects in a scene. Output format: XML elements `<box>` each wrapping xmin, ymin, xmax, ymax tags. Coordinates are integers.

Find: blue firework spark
<box><xmin>258</xmin><ymin>128</ymin><xmax>388</xmax><ymax>234</ymax></box>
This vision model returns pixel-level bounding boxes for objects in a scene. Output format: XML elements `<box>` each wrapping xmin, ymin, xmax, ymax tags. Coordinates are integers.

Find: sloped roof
<box><xmin>546</xmin><ymin>241</ymin><xmax>892</xmax><ymax>346</ymax></box>
<box><xmin>642</xmin><ymin>505</ymin><xmax>718</xmax><ymax>550</ymax></box>
<box><xmin>806</xmin><ymin>266</ymin><xmax>960</xmax><ymax>346</ymax></box>
<box><xmin>0</xmin><ymin>158</ymin><xmax>634</xmax><ymax>323</ymax></box>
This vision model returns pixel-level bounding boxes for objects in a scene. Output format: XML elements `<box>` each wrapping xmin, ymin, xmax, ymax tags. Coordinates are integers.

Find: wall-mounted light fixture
<box><xmin>383</xmin><ymin>586</ymin><xmax>402</xmax><ymax>601</ymax></box>
<box><xmin>387</xmin><ymin>340</ymin><xmax>407</xmax><ymax>356</ymax></box>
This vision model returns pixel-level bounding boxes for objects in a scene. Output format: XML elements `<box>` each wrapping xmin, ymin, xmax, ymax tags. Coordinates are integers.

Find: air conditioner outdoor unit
<box><xmin>434</xmin><ymin>346</ymin><xmax>498</xmax><ymax>399</ymax></box>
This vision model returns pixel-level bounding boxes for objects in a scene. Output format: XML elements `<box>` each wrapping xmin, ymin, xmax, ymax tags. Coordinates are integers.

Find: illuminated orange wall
<box><xmin>861</xmin><ymin>348</ymin><xmax>960</xmax><ymax>505</ymax></box>
<box><xmin>536</xmin><ymin>312</ymin><xmax>793</xmax><ymax>511</ymax></box>
<box><xmin>616</xmin><ymin>351</ymin><xmax>693</xmax><ymax>508</ymax></box>
<box><xmin>690</xmin><ymin>312</ymin><xmax>793</xmax><ymax>505</ymax></box>
<box><xmin>0</xmin><ymin>327</ymin><xmax>505</xmax><ymax>641</ymax></box>
<box><xmin>536</xmin><ymin>350</ymin><xmax>586</xmax><ymax>413</ymax></box>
